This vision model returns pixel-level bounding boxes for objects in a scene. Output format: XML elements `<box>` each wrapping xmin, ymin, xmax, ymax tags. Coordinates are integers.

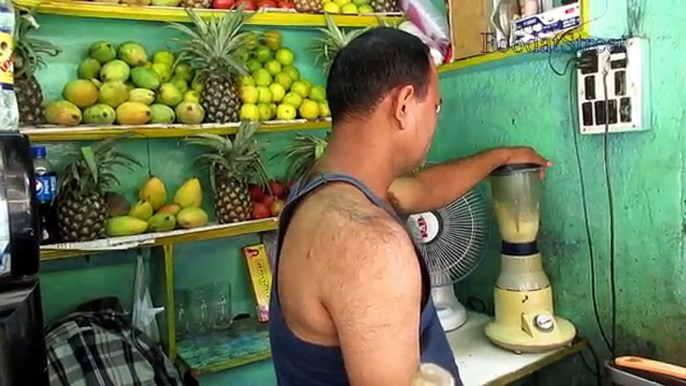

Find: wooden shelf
<box><xmin>40</xmin><ymin>217</ymin><xmax>279</xmax><ymax>260</ymax></box>
<box><xmin>15</xmin><ymin>0</ymin><xmax>403</xmax><ymax>26</ymax></box>
<box><xmin>176</xmin><ymin>317</ymin><xmax>270</xmax><ymax>376</ymax></box>
<box><xmin>23</xmin><ymin>119</ymin><xmax>330</xmax><ymax>142</ymax></box>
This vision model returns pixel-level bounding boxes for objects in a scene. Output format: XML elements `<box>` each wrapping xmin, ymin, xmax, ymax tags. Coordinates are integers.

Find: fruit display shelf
<box><xmin>40</xmin><ymin>217</ymin><xmax>279</xmax><ymax>260</ymax></box>
<box><xmin>175</xmin><ymin>317</ymin><xmax>270</xmax><ymax>376</ymax></box>
<box><xmin>22</xmin><ymin>119</ymin><xmax>331</xmax><ymax>142</ymax></box>
<box><xmin>14</xmin><ymin>0</ymin><xmax>403</xmax><ymax>27</ymax></box>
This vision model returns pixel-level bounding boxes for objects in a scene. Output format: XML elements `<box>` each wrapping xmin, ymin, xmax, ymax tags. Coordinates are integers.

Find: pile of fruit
<box><xmin>105</xmin><ymin>176</ymin><xmax>211</xmax><ymax>237</ymax></box>
<box><xmin>89</xmin><ymin>0</ymin><xmax>296</xmax><ymax>11</ymax></box>
<box><xmin>211</xmin><ymin>0</ymin><xmax>295</xmax><ymax>10</ymax></box>
<box><xmin>322</xmin><ymin>0</ymin><xmax>373</xmax><ymax>14</ymax></box>
<box><xmin>103</xmin><ymin>175</ymin><xmax>288</xmax><ymax>238</ymax></box>
<box><xmin>44</xmin><ymin>41</ymin><xmax>206</xmax><ymax>127</ymax></box>
<box><xmin>249</xmin><ymin>180</ymin><xmax>289</xmax><ymax>219</ymax></box>
<box><xmin>294</xmin><ymin>0</ymin><xmax>400</xmax><ymax>14</ymax></box>
<box><xmin>238</xmin><ymin>31</ymin><xmax>330</xmax><ymax>122</ymax></box>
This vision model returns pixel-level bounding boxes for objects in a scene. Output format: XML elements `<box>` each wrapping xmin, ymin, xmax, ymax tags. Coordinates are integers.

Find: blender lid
<box><xmin>491</xmin><ymin>163</ymin><xmax>541</xmax><ymax>176</ymax></box>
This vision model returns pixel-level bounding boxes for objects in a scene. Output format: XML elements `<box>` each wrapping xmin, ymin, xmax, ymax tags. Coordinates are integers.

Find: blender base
<box><xmin>484</xmin><ymin>286</ymin><xmax>576</xmax><ymax>354</ymax></box>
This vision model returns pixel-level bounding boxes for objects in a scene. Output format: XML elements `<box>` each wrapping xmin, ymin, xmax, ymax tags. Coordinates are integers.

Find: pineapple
<box><xmin>13</xmin><ymin>9</ymin><xmax>60</xmax><ymax>126</ymax></box>
<box><xmin>370</xmin><ymin>0</ymin><xmax>400</xmax><ymax>13</ymax></box>
<box><xmin>277</xmin><ymin>131</ymin><xmax>420</xmax><ymax>184</ymax></box>
<box><xmin>56</xmin><ymin>138</ymin><xmax>141</xmax><ymax>242</ymax></box>
<box><xmin>186</xmin><ymin>121</ymin><xmax>270</xmax><ymax>224</ymax></box>
<box><xmin>180</xmin><ymin>0</ymin><xmax>212</xmax><ymax>8</ymax></box>
<box><xmin>294</xmin><ymin>0</ymin><xmax>320</xmax><ymax>13</ymax></box>
<box><xmin>312</xmin><ymin>15</ymin><xmax>371</xmax><ymax>73</ymax></box>
<box><xmin>168</xmin><ymin>5</ymin><xmax>254</xmax><ymax>124</ymax></box>
<box><xmin>277</xmin><ymin>132</ymin><xmax>329</xmax><ymax>184</ymax></box>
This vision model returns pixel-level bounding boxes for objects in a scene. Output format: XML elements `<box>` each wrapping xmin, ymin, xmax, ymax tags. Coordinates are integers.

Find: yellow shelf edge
<box><xmin>23</xmin><ymin>119</ymin><xmax>331</xmax><ymax>142</ymax></box>
<box><xmin>40</xmin><ymin>217</ymin><xmax>279</xmax><ymax>261</ymax></box>
<box><xmin>16</xmin><ymin>0</ymin><xmax>403</xmax><ymax>26</ymax></box>
<box><xmin>439</xmin><ymin>28</ymin><xmax>589</xmax><ymax>75</ymax></box>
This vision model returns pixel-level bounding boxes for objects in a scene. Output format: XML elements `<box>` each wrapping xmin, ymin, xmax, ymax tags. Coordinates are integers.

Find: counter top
<box><xmin>448</xmin><ymin>311</ymin><xmax>586</xmax><ymax>386</ymax></box>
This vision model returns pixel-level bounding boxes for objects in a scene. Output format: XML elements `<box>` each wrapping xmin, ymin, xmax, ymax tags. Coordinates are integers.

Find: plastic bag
<box><xmin>398</xmin><ymin>21</ymin><xmax>446</xmax><ymax>65</ymax></box>
<box><xmin>399</xmin><ymin>0</ymin><xmax>451</xmax><ymax>50</ymax></box>
<box><xmin>132</xmin><ymin>251</ymin><xmax>164</xmax><ymax>343</ymax></box>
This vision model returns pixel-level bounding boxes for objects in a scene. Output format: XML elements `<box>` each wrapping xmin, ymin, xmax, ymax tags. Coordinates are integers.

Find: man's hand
<box><xmin>500</xmin><ymin>146</ymin><xmax>552</xmax><ymax>178</ymax></box>
<box><xmin>388</xmin><ymin>146</ymin><xmax>552</xmax><ymax>215</ymax></box>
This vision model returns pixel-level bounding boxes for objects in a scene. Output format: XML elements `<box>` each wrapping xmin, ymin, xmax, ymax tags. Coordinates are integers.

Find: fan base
<box><xmin>431</xmin><ymin>286</ymin><xmax>468</xmax><ymax>332</ymax></box>
<box><xmin>437</xmin><ymin>304</ymin><xmax>468</xmax><ymax>332</ymax></box>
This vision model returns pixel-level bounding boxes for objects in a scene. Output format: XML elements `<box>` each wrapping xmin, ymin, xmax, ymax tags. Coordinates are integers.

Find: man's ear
<box><xmin>393</xmin><ymin>85</ymin><xmax>415</xmax><ymax>130</ymax></box>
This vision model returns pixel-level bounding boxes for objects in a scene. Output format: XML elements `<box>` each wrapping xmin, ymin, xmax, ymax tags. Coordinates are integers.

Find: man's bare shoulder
<box><xmin>304</xmin><ymin>184</ymin><xmax>421</xmax><ymax>293</ymax></box>
<box><xmin>312</xmin><ymin>184</ymin><xmax>414</xmax><ymax>247</ymax></box>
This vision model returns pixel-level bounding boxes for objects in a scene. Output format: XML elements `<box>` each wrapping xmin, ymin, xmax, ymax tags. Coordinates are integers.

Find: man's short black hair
<box><xmin>326</xmin><ymin>27</ymin><xmax>432</xmax><ymax>123</ymax></box>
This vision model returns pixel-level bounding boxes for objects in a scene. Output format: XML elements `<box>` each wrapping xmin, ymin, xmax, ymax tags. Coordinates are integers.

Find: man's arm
<box><xmin>324</xmin><ymin>221</ymin><xmax>422</xmax><ymax>386</ymax></box>
<box><xmin>388</xmin><ymin>147</ymin><xmax>551</xmax><ymax>215</ymax></box>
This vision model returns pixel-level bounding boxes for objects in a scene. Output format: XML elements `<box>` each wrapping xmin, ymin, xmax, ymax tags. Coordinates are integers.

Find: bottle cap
<box><xmin>31</xmin><ymin>146</ymin><xmax>46</xmax><ymax>158</ymax></box>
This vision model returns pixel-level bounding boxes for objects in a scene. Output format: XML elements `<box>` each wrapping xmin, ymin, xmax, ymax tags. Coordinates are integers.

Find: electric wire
<box><xmin>580</xmin><ymin>340</ymin><xmax>603</xmax><ymax>386</ymax></box>
<box><xmin>601</xmin><ymin>72</ymin><xmax>618</xmax><ymax>359</ymax></box>
<box><xmin>562</xmin><ymin>53</ymin><xmax>613</xmax><ymax>355</ymax></box>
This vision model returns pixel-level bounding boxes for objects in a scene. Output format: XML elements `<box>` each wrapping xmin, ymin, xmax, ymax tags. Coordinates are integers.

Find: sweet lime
<box><xmin>276</xmin><ymin>103</ymin><xmax>297</xmax><ymax>120</ymax></box>
<box><xmin>275</xmin><ymin>48</ymin><xmax>295</xmax><ymax>66</ymax></box>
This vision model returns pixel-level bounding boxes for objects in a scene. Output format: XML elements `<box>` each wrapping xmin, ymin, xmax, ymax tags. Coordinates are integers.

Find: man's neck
<box><xmin>313</xmin><ymin>120</ymin><xmax>398</xmax><ymax>201</ymax></box>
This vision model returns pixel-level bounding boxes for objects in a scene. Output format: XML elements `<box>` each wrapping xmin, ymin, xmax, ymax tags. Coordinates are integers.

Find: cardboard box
<box><xmin>447</xmin><ymin>0</ymin><xmax>495</xmax><ymax>60</ymax></box>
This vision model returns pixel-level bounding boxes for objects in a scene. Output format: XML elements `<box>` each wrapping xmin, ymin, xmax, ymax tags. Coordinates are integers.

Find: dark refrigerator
<box><xmin>0</xmin><ymin>132</ymin><xmax>48</xmax><ymax>385</ymax></box>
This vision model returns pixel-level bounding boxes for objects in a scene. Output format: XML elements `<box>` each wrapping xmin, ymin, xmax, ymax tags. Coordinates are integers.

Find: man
<box><xmin>268</xmin><ymin>27</ymin><xmax>550</xmax><ymax>386</ymax></box>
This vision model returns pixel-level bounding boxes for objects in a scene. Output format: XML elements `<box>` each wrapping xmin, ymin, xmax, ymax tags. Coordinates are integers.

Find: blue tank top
<box><xmin>268</xmin><ymin>172</ymin><xmax>462</xmax><ymax>386</ymax></box>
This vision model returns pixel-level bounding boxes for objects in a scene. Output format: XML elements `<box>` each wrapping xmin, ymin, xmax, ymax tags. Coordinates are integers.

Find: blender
<box><xmin>484</xmin><ymin>163</ymin><xmax>576</xmax><ymax>353</ymax></box>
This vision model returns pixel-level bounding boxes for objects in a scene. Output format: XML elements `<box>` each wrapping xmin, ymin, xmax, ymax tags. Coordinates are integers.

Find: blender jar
<box><xmin>489</xmin><ymin>163</ymin><xmax>550</xmax><ymax>292</ymax></box>
<box><xmin>489</xmin><ymin>163</ymin><xmax>542</xmax><ymax>244</ymax></box>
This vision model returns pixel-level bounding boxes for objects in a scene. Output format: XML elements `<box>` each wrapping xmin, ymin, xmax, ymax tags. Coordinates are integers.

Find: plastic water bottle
<box><xmin>32</xmin><ymin>146</ymin><xmax>58</xmax><ymax>244</ymax></box>
<box><xmin>0</xmin><ymin>0</ymin><xmax>17</xmax><ymax>131</ymax></box>
<box><xmin>411</xmin><ymin>363</ymin><xmax>455</xmax><ymax>386</ymax></box>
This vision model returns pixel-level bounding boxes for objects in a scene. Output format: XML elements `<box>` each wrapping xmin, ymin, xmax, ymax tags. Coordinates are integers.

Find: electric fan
<box><xmin>406</xmin><ymin>188</ymin><xmax>489</xmax><ymax>332</ymax></box>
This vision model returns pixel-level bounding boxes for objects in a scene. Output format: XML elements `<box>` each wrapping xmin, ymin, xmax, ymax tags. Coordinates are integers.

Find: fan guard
<box><xmin>407</xmin><ymin>188</ymin><xmax>489</xmax><ymax>287</ymax></box>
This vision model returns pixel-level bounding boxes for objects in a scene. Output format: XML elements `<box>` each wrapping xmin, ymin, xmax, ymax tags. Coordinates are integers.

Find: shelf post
<box><xmin>162</xmin><ymin>244</ymin><xmax>177</xmax><ymax>360</ymax></box>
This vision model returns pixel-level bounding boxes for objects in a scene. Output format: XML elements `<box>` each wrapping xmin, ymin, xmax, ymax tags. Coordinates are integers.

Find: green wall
<box><xmin>448</xmin><ymin>0</ymin><xmax>686</xmax><ymax>383</ymax></box>
<box><xmin>32</xmin><ymin>0</ymin><xmax>686</xmax><ymax>383</ymax></box>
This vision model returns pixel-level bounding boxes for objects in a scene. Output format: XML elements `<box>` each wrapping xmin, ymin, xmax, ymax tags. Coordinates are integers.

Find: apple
<box><xmin>213</xmin><ymin>0</ymin><xmax>235</xmax><ymax>8</ymax></box>
<box><xmin>262</xmin><ymin>195</ymin><xmax>275</xmax><ymax>207</ymax></box>
<box><xmin>278</xmin><ymin>1</ymin><xmax>295</xmax><ymax>8</ymax></box>
<box><xmin>252</xmin><ymin>203</ymin><xmax>272</xmax><ymax>219</ymax></box>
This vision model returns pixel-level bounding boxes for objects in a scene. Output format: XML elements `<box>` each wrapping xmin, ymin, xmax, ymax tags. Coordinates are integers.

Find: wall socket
<box><xmin>576</xmin><ymin>37</ymin><xmax>650</xmax><ymax>135</ymax></box>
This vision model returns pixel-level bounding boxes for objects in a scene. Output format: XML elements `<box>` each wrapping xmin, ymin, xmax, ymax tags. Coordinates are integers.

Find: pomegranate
<box><xmin>269</xmin><ymin>180</ymin><xmax>286</xmax><ymax>198</ymax></box>
<box><xmin>249</xmin><ymin>184</ymin><xmax>265</xmax><ymax>203</ymax></box>
<box><xmin>257</xmin><ymin>0</ymin><xmax>277</xmax><ymax>8</ymax></box>
<box><xmin>236</xmin><ymin>0</ymin><xmax>257</xmax><ymax>10</ymax></box>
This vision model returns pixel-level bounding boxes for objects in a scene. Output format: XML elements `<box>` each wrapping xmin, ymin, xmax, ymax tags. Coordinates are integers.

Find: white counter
<box><xmin>447</xmin><ymin>311</ymin><xmax>585</xmax><ymax>386</ymax></box>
